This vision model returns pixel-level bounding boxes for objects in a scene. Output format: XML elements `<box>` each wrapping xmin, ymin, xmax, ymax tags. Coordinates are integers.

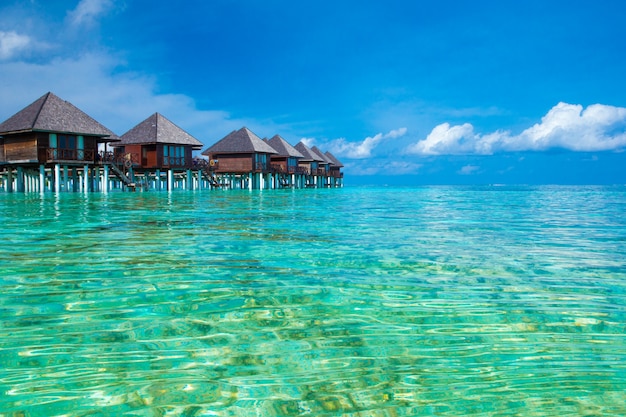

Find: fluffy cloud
<box><xmin>0</xmin><ymin>2</ymin><xmax>252</xmax><ymax>144</ymax></box>
<box><xmin>67</xmin><ymin>0</ymin><xmax>114</xmax><ymax>26</ymax></box>
<box><xmin>406</xmin><ymin>102</ymin><xmax>626</xmax><ymax>155</ymax></box>
<box><xmin>406</xmin><ymin>123</ymin><xmax>478</xmax><ymax>155</ymax></box>
<box><xmin>458</xmin><ymin>165</ymin><xmax>480</xmax><ymax>175</ymax></box>
<box><xmin>327</xmin><ymin>127</ymin><xmax>408</xmax><ymax>159</ymax></box>
<box><xmin>514</xmin><ymin>102</ymin><xmax>626</xmax><ymax>151</ymax></box>
<box><xmin>299</xmin><ymin>137</ymin><xmax>316</xmax><ymax>147</ymax></box>
<box><xmin>0</xmin><ymin>53</ymin><xmax>264</xmax><ymax>145</ymax></box>
<box><xmin>0</xmin><ymin>31</ymin><xmax>30</xmax><ymax>60</ymax></box>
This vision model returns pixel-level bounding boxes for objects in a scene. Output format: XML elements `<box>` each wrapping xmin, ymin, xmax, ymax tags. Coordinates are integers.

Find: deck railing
<box><xmin>162</xmin><ymin>156</ymin><xmax>187</xmax><ymax>167</ymax></box>
<box><xmin>254</xmin><ymin>162</ymin><xmax>271</xmax><ymax>172</ymax></box>
<box><xmin>270</xmin><ymin>163</ymin><xmax>284</xmax><ymax>173</ymax></box>
<box><xmin>46</xmin><ymin>148</ymin><xmax>95</xmax><ymax>162</ymax></box>
<box><xmin>97</xmin><ymin>151</ymin><xmax>140</xmax><ymax>168</ymax></box>
<box><xmin>270</xmin><ymin>164</ymin><xmax>299</xmax><ymax>174</ymax></box>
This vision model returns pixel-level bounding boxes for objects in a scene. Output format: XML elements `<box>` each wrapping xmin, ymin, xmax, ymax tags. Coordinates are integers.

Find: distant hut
<box><xmin>0</xmin><ymin>92</ymin><xmax>118</xmax><ymax>192</ymax></box>
<box><xmin>109</xmin><ymin>113</ymin><xmax>205</xmax><ymax>191</ymax></box>
<box><xmin>201</xmin><ymin>127</ymin><xmax>278</xmax><ymax>189</ymax></box>
<box><xmin>115</xmin><ymin>113</ymin><xmax>203</xmax><ymax>169</ymax></box>
<box><xmin>264</xmin><ymin>134</ymin><xmax>305</xmax><ymax>187</ymax></box>
<box><xmin>324</xmin><ymin>151</ymin><xmax>344</xmax><ymax>187</ymax></box>
<box><xmin>294</xmin><ymin>141</ymin><xmax>325</xmax><ymax>187</ymax></box>
<box><xmin>311</xmin><ymin>146</ymin><xmax>332</xmax><ymax>176</ymax></box>
<box><xmin>266</xmin><ymin>135</ymin><xmax>304</xmax><ymax>174</ymax></box>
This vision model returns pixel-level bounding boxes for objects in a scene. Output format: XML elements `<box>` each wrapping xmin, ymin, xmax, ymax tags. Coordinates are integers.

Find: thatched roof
<box><xmin>324</xmin><ymin>151</ymin><xmax>344</xmax><ymax>167</ymax></box>
<box><xmin>294</xmin><ymin>141</ymin><xmax>324</xmax><ymax>162</ymax></box>
<box><xmin>266</xmin><ymin>134</ymin><xmax>304</xmax><ymax>158</ymax></box>
<box><xmin>311</xmin><ymin>146</ymin><xmax>332</xmax><ymax>165</ymax></box>
<box><xmin>0</xmin><ymin>92</ymin><xmax>117</xmax><ymax>140</ymax></box>
<box><xmin>118</xmin><ymin>113</ymin><xmax>203</xmax><ymax>149</ymax></box>
<box><xmin>202</xmin><ymin>127</ymin><xmax>277</xmax><ymax>156</ymax></box>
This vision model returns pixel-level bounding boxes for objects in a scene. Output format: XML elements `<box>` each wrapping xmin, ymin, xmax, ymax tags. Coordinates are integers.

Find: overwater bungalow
<box><xmin>0</xmin><ymin>92</ymin><xmax>119</xmax><ymax>192</ymax></box>
<box><xmin>1</xmin><ymin>93</ymin><xmax>344</xmax><ymax>192</ymax></box>
<box><xmin>324</xmin><ymin>151</ymin><xmax>344</xmax><ymax>187</ymax></box>
<box><xmin>113</xmin><ymin>113</ymin><xmax>205</xmax><ymax>191</ymax></box>
<box><xmin>265</xmin><ymin>134</ymin><xmax>305</xmax><ymax>188</ymax></box>
<box><xmin>294</xmin><ymin>141</ymin><xmax>325</xmax><ymax>187</ymax></box>
<box><xmin>311</xmin><ymin>146</ymin><xmax>332</xmax><ymax>178</ymax></box>
<box><xmin>201</xmin><ymin>127</ymin><xmax>279</xmax><ymax>189</ymax></box>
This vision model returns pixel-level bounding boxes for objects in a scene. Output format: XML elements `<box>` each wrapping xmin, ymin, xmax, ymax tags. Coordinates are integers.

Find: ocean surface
<box><xmin>1</xmin><ymin>185</ymin><xmax>625</xmax><ymax>417</ymax></box>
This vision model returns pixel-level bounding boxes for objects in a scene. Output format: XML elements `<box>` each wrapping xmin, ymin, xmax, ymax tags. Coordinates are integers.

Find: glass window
<box><xmin>58</xmin><ymin>135</ymin><xmax>76</xmax><ymax>149</ymax></box>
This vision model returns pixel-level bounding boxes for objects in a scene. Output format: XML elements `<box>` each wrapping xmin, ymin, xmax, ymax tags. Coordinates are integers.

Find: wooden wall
<box><xmin>3</xmin><ymin>134</ymin><xmax>39</xmax><ymax>162</ymax></box>
<box><xmin>270</xmin><ymin>157</ymin><xmax>287</xmax><ymax>172</ymax></box>
<box><xmin>145</xmin><ymin>145</ymin><xmax>157</xmax><ymax>168</ymax></box>
<box><xmin>297</xmin><ymin>161</ymin><xmax>312</xmax><ymax>175</ymax></box>
<box><xmin>117</xmin><ymin>144</ymin><xmax>196</xmax><ymax>169</ymax></box>
<box><xmin>212</xmin><ymin>154</ymin><xmax>253</xmax><ymax>173</ymax></box>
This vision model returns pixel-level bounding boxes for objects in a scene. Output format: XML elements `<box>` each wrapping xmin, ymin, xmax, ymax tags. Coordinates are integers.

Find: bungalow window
<box><xmin>177</xmin><ymin>146</ymin><xmax>185</xmax><ymax>166</ymax></box>
<box><xmin>254</xmin><ymin>153</ymin><xmax>267</xmax><ymax>170</ymax></box>
<box><xmin>287</xmin><ymin>157</ymin><xmax>297</xmax><ymax>173</ymax></box>
<box><xmin>51</xmin><ymin>134</ymin><xmax>84</xmax><ymax>160</ymax></box>
<box><xmin>58</xmin><ymin>134</ymin><xmax>76</xmax><ymax>150</ymax></box>
<box><xmin>163</xmin><ymin>145</ymin><xmax>185</xmax><ymax>166</ymax></box>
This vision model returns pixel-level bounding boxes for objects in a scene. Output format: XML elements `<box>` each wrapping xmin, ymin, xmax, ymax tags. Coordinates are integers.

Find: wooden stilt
<box><xmin>54</xmin><ymin>164</ymin><xmax>61</xmax><ymax>193</ymax></box>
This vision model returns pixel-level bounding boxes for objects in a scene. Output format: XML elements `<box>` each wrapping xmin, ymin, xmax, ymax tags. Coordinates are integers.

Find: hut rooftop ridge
<box><xmin>0</xmin><ymin>92</ymin><xmax>117</xmax><ymax>139</ymax></box>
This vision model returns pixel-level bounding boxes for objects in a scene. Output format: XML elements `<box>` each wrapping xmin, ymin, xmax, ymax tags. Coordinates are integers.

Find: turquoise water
<box><xmin>1</xmin><ymin>186</ymin><xmax>625</xmax><ymax>416</ymax></box>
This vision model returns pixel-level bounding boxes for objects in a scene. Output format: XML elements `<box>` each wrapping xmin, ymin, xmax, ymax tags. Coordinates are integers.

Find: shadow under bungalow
<box><xmin>0</xmin><ymin>92</ymin><xmax>343</xmax><ymax>192</ymax></box>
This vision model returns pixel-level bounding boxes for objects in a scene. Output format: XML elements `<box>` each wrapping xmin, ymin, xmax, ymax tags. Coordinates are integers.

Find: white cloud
<box><xmin>406</xmin><ymin>123</ymin><xmax>478</xmax><ymax>155</ymax></box>
<box><xmin>300</xmin><ymin>137</ymin><xmax>316</xmax><ymax>147</ymax></box>
<box><xmin>458</xmin><ymin>165</ymin><xmax>480</xmax><ymax>175</ymax></box>
<box><xmin>0</xmin><ymin>53</ymin><xmax>255</xmax><ymax>146</ymax></box>
<box><xmin>67</xmin><ymin>0</ymin><xmax>114</xmax><ymax>26</ymax></box>
<box><xmin>514</xmin><ymin>102</ymin><xmax>626</xmax><ymax>152</ymax></box>
<box><xmin>327</xmin><ymin>127</ymin><xmax>408</xmax><ymax>159</ymax></box>
<box><xmin>405</xmin><ymin>102</ymin><xmax>626</xmax><ymax>155</ymax></box>
<box><xmin>0</xmin><ymin>31</ymin><xmax>30</xmax><ymax>60</ymax></box>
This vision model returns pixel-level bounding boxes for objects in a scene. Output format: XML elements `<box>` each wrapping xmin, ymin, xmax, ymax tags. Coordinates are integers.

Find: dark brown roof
<box><xmin>202</xmin><ymin>127</ymin><xmax>277</xmax><ymax>156</ymax></box>
<box><xmin>0</xmin><ymin>92</ymin><xmax>117</xmax><ymax>139</ymax></box>
<box><xmin>266</xmin><ymin>135</ymin><xmax>304</xmax><ymax>158</ymax></box>
<box><xmin>118</xmin><ymin>113</ymin><xmax>203</xmax><ymax>149</ymax></box>
<box><xmin>294</xmin><ymin>141</ymin><xmax>324</xmax><ymax>162</ymax></box>
<box><xmin>311</xmin><ymin>146</ymin><xmax>332</xmax><ymax>165</ymax></box>
<box><xmin>324</xmin><ymin>151</ymin><xmax>344</xmax><ymax>167</ymax></box>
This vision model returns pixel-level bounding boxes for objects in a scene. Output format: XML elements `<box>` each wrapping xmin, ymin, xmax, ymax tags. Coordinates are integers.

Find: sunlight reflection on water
<box><xmin>1</xmin><ymin>186</ymin><xmax>626</xmax><ymax>416</ymax></box>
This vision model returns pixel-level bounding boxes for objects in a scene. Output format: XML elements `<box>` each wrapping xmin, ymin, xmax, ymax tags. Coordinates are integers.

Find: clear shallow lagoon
<box><xmin>1</xmin><ymin>185</ymin><xmax>625</xmax><ymax>416</ymax></box>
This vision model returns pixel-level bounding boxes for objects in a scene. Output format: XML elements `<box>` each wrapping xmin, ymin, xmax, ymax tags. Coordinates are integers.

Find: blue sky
<box><xmin>1</xmin><ymin>0</ymin><xmax>625</xmax><ymax>184</ymax></box>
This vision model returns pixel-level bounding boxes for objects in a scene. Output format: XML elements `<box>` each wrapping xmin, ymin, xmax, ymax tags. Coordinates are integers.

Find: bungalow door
<box><xmin>254</xmin><ymin>153</ymin><xmax>268</xmax><ymax>171</ymax></box>
<box><xmin>57</xmin><ymin>134</ymin><xmax>76</xmax><ymax>160</ymax></box>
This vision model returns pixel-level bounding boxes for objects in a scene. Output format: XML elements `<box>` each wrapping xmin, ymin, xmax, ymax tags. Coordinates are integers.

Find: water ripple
<box><xmin>1</xmin><ymin>186</ymin><xmax>626</xmax><ymax>415</ymax></box>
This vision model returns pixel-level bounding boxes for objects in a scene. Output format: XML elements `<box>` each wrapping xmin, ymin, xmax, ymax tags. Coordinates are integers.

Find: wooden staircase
<box><xmin>109</xmin><ymin>163</ymin><xmax>133</xmax><ymax>186</ymax></box>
